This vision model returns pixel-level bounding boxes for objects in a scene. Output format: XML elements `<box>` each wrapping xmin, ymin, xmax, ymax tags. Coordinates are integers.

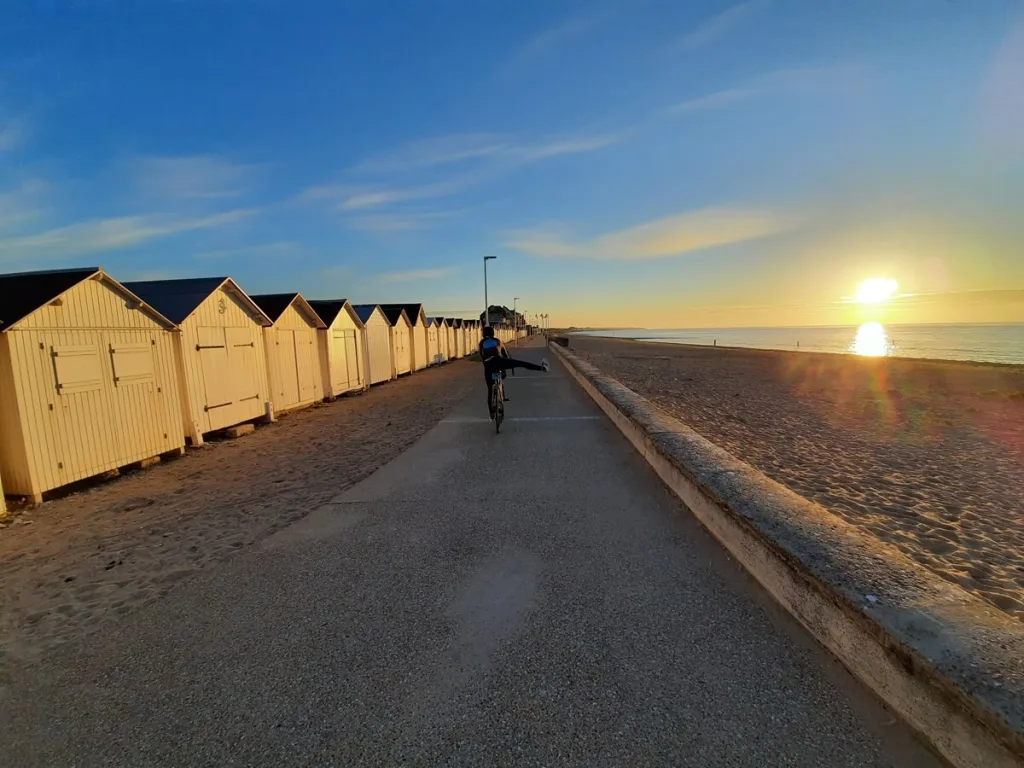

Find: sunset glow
<box><xmin>854</xmin><ymin>278</ymin><xmax>899</xmax><ymax>305</ymax></box>
<box><xmin>850</xmin><ymin>322</ymin><xmax>892</xmax><ymax>357</ymax></box>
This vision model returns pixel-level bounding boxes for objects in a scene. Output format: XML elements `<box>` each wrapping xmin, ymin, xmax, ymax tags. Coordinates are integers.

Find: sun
<box><xmin>854</xmin><ymin>277</ymin><xmax>899</xmax><ymax>305</ymax></box>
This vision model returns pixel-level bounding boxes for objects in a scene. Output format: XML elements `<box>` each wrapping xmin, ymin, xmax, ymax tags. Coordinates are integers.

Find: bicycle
<box><xmin>490</xmin><ymin>371</ymin><xmax>505</xmax><ymax>434</ymax></box>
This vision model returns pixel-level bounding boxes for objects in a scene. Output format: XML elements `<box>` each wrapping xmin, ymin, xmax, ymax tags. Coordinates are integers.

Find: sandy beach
<box><xmin>0</xmin><ymin>360</ymin><xmax>478</xmax><ymax>673</ymax></box>
<box><xmin>571</xmin><ymin>336</ymin><xmax>1024</xmax><ymax>621</ymax></box>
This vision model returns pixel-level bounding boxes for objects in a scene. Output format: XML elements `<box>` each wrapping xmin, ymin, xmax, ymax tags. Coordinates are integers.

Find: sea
<box><xmin>579</xmin><ymin>323</ymin><xmax>1024</xmax><ymax>366</ymax></box>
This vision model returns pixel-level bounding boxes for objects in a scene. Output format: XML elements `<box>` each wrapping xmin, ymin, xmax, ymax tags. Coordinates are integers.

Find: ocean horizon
<box><xmin>578</xmin><ymin>322</ymin><xmax>1024</xmax><ymax>366</ymax></box>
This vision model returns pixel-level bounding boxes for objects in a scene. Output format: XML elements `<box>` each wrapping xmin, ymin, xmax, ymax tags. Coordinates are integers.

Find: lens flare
<box><xmin>850</xmin><ymin>322</ymin><xmax>892</xmax><ymax>357</ymax></box>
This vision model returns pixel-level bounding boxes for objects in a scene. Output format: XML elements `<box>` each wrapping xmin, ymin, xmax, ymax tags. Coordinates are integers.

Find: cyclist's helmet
<box><xmin>482</xmin><ymin>326</ymin><xmax>495</xmax><ymax>338</ymax></box>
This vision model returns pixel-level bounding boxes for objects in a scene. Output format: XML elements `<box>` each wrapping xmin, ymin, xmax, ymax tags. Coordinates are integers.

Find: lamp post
<box><xmin>513</xmin><ymin>297</ymin><xmax>520</xmax><ymax>346</ymax></box>
<box><xmin>483</xmin><ymin>256</ymin><xmax>497</xmax><ymax>327</ymax></box>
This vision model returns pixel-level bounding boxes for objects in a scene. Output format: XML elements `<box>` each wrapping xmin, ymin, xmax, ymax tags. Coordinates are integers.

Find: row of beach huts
<box><xmin>0</xmin><ymin>267</ymin><xmax>526</xmax><ymax>510</ymax></box>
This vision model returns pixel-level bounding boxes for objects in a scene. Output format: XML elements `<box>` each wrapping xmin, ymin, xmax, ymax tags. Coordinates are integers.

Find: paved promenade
<box><xmin>1</xmin><ymin>342</ymin><xmax>938</xmax><ymax>766</ymax></box>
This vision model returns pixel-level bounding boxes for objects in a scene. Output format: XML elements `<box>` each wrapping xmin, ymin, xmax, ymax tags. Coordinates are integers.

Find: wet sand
<box><xmin>571</xmin><ymin>336</ymin><xmax>1024</xmax><ymax>620</ymax></box>
<box><xmin>0</xmin><ymin>360</ymin><xmax>478</xmax><ymax>672</ymax></box>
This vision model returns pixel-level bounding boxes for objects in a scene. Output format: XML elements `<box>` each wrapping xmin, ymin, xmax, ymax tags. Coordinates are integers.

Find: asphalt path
<box><xmin>0</xmin><ymin>341</ymin><xmax>940</xmax><ymax>766</ymax></box>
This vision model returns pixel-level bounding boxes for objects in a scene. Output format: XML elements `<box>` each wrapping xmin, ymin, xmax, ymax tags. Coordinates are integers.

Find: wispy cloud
<box><xmin>668</xmin><ymin>65</ymin><xmax>866</xmax><ymax>115</ymax></box>
<box><xmin>674</xmin><ymin>0</ymin><xmax>768</xmax><ymax>51</ymax></box>
<box><xmin>505</xmin><ymin>205</ymin><xmax>799</xmax><ymax>260</ymax></box>
<box><xmin>375</xmin><ymin>267</ymin><xmax>458</xmax><ymax>283</ymax></box>
<box><xmin>0</xmin><ymin>207</ymin><xmax>259</xmax><ymax>264</ymax></box>
<box><xmin>501</xmin><ymin>10</ymin><xmax>611</xmax><ymax>77</ymax></box>
<box><xmin>669</xmin><ymin>88</ymin><xmax>754</xmax><ymax>114</ymax></box>
<box><xmin>322</xmin><ymin>133</ymin><xmax>618</xmax><ymax>211</ymax></box>
<box><xmin>195</xmin><ymin>241</ymin><xmax>299</xmax><ymax>260</ymax></box>
<box><xmin>132</xmin><ymin>155</ymin><xmax>259</xmax><ymax>200</ymax></box>
<box><xmin>345</xmin><ymin>210</ymin><xmax>463</xmax><ymax>233</ymax></box>
<box><xmin>350</xmin><ymin>134</ymin><xmax>510</xmax><ymax>173</ymax></box>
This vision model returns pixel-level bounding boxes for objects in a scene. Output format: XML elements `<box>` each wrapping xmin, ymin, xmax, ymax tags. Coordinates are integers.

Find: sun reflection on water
<box><xmin>850</xmin><ymin>322</ymin><xmax>893</xmax><ymax>357</ymax></box>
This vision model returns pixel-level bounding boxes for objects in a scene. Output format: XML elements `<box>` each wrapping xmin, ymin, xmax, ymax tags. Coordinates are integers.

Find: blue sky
<box><xmin>1</xmin><ymin>0</ymin><xmax>1022</xmax><ymax>327</ymax></box>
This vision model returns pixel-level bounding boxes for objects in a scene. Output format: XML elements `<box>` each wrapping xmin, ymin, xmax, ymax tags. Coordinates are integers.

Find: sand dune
<box><xmin>572</xmin><ymin>336</ymin><xmax>1024</xmax><ymax>620</ymax></box>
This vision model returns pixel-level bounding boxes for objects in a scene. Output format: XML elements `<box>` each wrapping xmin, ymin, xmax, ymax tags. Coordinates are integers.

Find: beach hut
<box><xmin>307</xmin><ymin>299</ymin><xmax>367</xmax><ymax>399</ymax></box>
<box><xmin>0</xmin><ymin>268</ymin><xmax>184</xmax><ymax>503</ymax></box>
<box><xmin>435</xmin><ymin>317</ymin><xmax>448</xmax><ymax>361</ymax></box>
<box><xmin>426</xmin><ymin>317</ymin><xmax>441</xmax><ymax>365</ymax></box>
<box><xmin>251</xmin><ymin>293</ymin><xmax>326</xmax><ymax>414</ymax></box>
<box><xmin>458</xmin><ymin>319</ymin><xmax>468</xmax><ymax>357</ymax></box>
<box><xmin>353</xmin><ymin>304</ymin><xmax>395</xmax><ymax>385</ymax></box>
<box><xmin>381</xmin><ymin>304</ymin><xmax>428</xmax><ymax>372</ymax></box>
<box><xmin>381</xmin><ymin>306</ymin><xmax>413</xmax><ymax>376</ymax></box>
<box><xmin>442</xmin><ymin>318</ymin><xmax>457</xmax><ymax>359</ymax></box>
<box><xmin>123</xmin><ymin>277</ymin><xmax>273</xmax><ymax>446</ymax></box>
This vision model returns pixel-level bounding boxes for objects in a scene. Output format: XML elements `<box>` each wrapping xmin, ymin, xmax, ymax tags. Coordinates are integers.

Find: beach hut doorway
<box><xmin>381</xmin><ymin>304</ymin><xmax>428</xmax><ymax>372</ymax></box>
<box><xmin>382</xmin><ymin>306</ymin><xmax>413</xmax><ymax>376</ymax></box>
<box><xmin>353</xmin><ymin>304</ymin><xmax>395</xmax><ymax>385</ymax></box>
<box><xmin>426</xmin><ymin>318</ymin><xmax>441</xmax><ymax>364</ymax></box>
<box><xmin>124</xmin><ymin>277</ymin><xmax>272</xmax><ymax>445</ymax></box>
<box><xmin>251</xmin><ymin>293</ymin><xmax>326</xmax><ymax>414</ymax></box>
<box><xmin>308</xmin><ymin>299</ymin><xmax>367</xmax><ymax>398</ymax></box>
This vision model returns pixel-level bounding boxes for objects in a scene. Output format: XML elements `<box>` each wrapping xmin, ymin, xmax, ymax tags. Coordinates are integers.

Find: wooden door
<box><xmin>197</xmin><ymin>326</ymin><xmax>233</xmax><ymax>427</ymax></box>
<box><xmin>344</xmin><ymin>331</ymin><xmax>360</xmax><ymax>387</ymax></box>
<box><xmin>226</xmin><ymin>327</ymin><xmax>262</xmax><ymax>422</ymax></box>
<box><xmin>295</xmin><ymin>329</ymin><xmax>316</xmax><ymax>403</ymax></box>
<box><xmin>277</xmin><ymin>330</ymin><xmax>300</xmax><ymax>408</ymax></box>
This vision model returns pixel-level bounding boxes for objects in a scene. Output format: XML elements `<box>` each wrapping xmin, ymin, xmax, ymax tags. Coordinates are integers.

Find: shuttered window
<box><xmin>110</xmin><ymin>342</ymin><xmax>155</xmax><ymax>386</ymax></box>
<box><xmin>52</xmin><ymin>344</ymin><xmax>103</xmax><ymax>395</ymax></box>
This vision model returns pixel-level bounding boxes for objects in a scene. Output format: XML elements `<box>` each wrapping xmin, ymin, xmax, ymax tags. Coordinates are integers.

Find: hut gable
<box><xmin>352</xmin><ymin>304</ymin><xmax>381</xmax><ymax>324</ymax></box>
<box><xmin>307</xmin><ymin>299</ymin><xmax>363</xmax><ymax>330</ymax></box>
<box><xmin>0</xmin><ymin>268</ymin><xmax>175</xmax><ymax>333</ymax></box>
<box><xmin>380</xmin><ymin>303</ymin><xmax>426</xmax><ymax>326</ymax></box>
<box><xmin>124</xmin><ymin>277</ymin><xmax>270</xmax><ymax>327</ymax></box>
<box><xmin>380</xmin><ymin>306</ymin><xmax>411</xmax><ymax>328</ymax></box>
<box><xmin>251</xmin><ymin>293</ymin><xmax>326</xmax><ymax>330</ymax></box>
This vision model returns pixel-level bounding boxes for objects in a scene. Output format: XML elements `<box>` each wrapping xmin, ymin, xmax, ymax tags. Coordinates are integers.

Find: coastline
<box><xmin>570</xmin><ymin>335</ymin><xmax>1024</xmax><ymax>621</ymax></box>
<box><xmin>578</xmin><ymin>324</ymin><xmax>1024</xmax><ymax>369</ymax></box>
<box><xmin>580</xmin><ymin>334</ymin><xmax>1024</xmax><ymax>372</ymax></box>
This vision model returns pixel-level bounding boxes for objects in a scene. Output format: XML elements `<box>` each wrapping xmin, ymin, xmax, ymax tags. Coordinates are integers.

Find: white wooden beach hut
<box><xmin>442</xmin><ymin>318</ymin><xmax>457</xmax><ymax>359</ymax></box>
<box><xmin>353</xmin><ymin>304</ymin><xmax>395</xmax><ymax>385</ymax></box>
<box><xmin>435</xmin><ymin>317</ymin><xmax>450</xmax><ymax>362</ymax></box>
<box><xmin>307</xmin><ymin>299</ymin><xmax>367</xmax><ymax>399</ymax></box>
<box><xmin>124</xmin><ymin>277</ymin><xmax>273</xmax><ymax>446</ymax></box>
<box><xmin>381</xmin><ymin>306</ymin><xmax>413</xmax><ymax>376</ymax></box>
<box><xmin>426</xmin><ymin>317</ymin><xmax>441</xmax><ymax>365</ymax></box>
<box><xmin>0</xmin><ymin>268</ymin><xmax>185</xmax><ymax>503</ymax></box>
<box><xmin>251</xmin><ymin>293</ymin><xmax>326</xmax><ymax>414</ymax></box>
<box><xmin>456</xmin><ymin>319</ymin><xmax>469</xmax><ymax>358</ymax></box>
<box><xmin>381</xmin><ymin>304</ymin><xmax>428</xmax><ymax>372</ymax></box>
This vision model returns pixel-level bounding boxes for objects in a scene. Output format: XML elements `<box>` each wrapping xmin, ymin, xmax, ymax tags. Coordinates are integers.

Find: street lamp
<box><xmin>513</xmin><ymin>297</ymin><xmax>520</xmax><ymax>345</ymax></box>
<box><xmin>483</xmin><ymin>256</ymin><xmax>497</xmax><ymax>327</ymax></box>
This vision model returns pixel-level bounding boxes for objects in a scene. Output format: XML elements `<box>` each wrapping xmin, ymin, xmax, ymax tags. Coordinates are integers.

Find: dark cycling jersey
<box><xmin>479</xmin><ymin>336</ymin><xmax>507</xmax><ymax>364</ymax></box>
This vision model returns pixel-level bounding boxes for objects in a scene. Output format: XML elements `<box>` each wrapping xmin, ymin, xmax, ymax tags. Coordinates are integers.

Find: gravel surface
<box><xmin>1</xmin><ymin>343</ymin><xmax>938</xmax><ymax>766</ymax></box>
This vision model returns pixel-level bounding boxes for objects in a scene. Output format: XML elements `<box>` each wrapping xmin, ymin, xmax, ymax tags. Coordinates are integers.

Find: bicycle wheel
<box><xmin>494</xmin><ymin>381</ymin><xmax>504</xmax><ymax>434</ymax></box>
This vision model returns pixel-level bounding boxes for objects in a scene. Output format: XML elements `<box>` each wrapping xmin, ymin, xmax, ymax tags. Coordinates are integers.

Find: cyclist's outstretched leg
<box><xmin>502</xmin><ymin>357</ymin><xmax>548</xmax><ymax>373</ymax></box>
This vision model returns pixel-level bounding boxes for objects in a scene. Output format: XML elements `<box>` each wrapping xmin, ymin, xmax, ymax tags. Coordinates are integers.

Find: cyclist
<box><xmin>479</xmin><ymin>326</ymin><xmax>549</xmax><ymax>419</ymax></box>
